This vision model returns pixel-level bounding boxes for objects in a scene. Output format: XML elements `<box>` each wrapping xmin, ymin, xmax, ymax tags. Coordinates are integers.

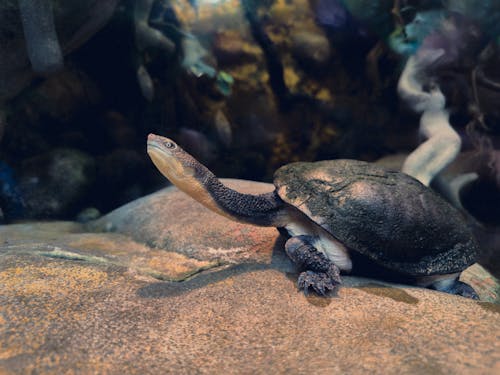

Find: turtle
<box><xmin>147</xmin><ymin>133</ymin><xmax>479</xmax><ymax>299</ymax></box>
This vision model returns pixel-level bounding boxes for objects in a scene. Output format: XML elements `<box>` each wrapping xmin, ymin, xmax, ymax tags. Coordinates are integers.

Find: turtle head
<box><xmin>147</xmin><ymin>133</ymin><xmax>200</xmax><ymax>190</ymax></box>
<box><xmin>148</xmin><ymin>133</ymin><xmax>233</xmax><ymax>217</ymax></box>
<box><xmin>147</xmin><ymin>133</ymin><xmax>286</xmax><ymax>226</ymax></box>
<box><xmin>148</xmin><ymin>134</ymin><xmax>284</xmax><ymax>226</ymax></box>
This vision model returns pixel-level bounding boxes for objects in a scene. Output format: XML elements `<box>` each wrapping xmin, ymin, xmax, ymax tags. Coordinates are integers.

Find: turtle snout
<box><xmin>148</xmin><ymin>133</ymin><xmax>162</xmax><ymax>143</ymax></box>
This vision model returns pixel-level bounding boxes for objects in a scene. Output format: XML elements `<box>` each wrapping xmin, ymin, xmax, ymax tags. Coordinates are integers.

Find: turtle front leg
<box><xmin>285</xmin><ymin>235</ymin><xmax>342</xmax><ymax>296</ymax></box>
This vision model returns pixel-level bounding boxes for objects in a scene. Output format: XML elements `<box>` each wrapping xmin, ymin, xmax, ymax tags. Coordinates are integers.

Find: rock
<box><xmin>95</xmin><ymin>149</ymin><xmax>149</xmax><ymax>210</ymax></box>
<box><xmin>212</xmin><ymin>30</ymin><xmax>262</xmax><ymax>66</ymax></box>
<box><xmin>19</xmin><ymin>69</ymin><xmax>101</xmax><ymax>125</ymax></box>
<box><xmin>76</xmin><ymin>207</ymin><xmax>101</xmax><ymax>223</ymax></box>
<box><xmin>0</xmin><ymin>0</ymin><xmax>119</xmax><ymax>100</ymax></box>
<box><xmin>97</xmin><ymin>149</ymin><xmax>147</xmax><ymax>188</ymax></box>
<box><xmin>461</xmin><ymin>263</ymin><xmax>500</xmax><ymax>303</ymax></box>
<box><xmin>291</xmin><ymin>30</ymin><xmax>331</xmax><ymax>69</ymax></box>
<box><xmin>91</xmin><ymin>178</ymin><xmax>499</xmax><ymax>300</ymax></box>
<box><xmin>89</xmin><ymin>179</ymin><xmax>282</xmax><ymax>265</ymax></box>
<box><xmin>102</xmin><ymin>111</ymin><xmax>137</xmax><ymax>148</ymax></box>
<box><xmin>19</xmin><ymin>148</ymin><xmax>96</xmax><ymax>219</ymax></box>
<box><xmin>0</xmin><ymin>180</ymin><xmax>499</xmax><ymax>373</ymax></box>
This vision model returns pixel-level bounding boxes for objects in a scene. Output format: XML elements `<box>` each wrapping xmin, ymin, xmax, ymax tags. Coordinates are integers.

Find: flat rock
<box><xmin>89</xmin><ymin>179</ymin><xmax>283</xmax><ymax>265</ymax></box>
<box><xmin>0</xmin><ymin>222</ymin><xmax>218</xmax><ymax>282</ymax></box>
<box><xmin>1</xmin><ymin>179</ymin><xmax>499</xmax><ymax>374</ymax></box>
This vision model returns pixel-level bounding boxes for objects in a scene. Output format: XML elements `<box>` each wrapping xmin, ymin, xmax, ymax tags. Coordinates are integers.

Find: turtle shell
<box><xmin>274</xmin><ymin>159</ymin><xmax>478</xmax><ymax>276</ymax></box>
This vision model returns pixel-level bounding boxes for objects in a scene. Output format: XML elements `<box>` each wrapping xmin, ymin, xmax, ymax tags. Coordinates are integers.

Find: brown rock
<box><xmin>89</xmin><ymin>179</ymin><xmax>283</xmax><ymax>265</ymax></box>
<box><xmin>22</xmin><ymin>69</ymin><xmax>101</xmax><ymax>124</ymax></box>
<box><xmin>0</xmin><ymin>221</ymin><xmax>218</xmax><ymax>282</ymax></box>
<box><xmin>0</xmin><ymin>180</ymin><xmax>499</xmax><ymax>374</ymax></box>
<box><xmin>462</xmin><ymin>263</ymin><xmax>500</xmax><ymax>303</ymax></box>
<box><xmin>291</xmin><ymin>30</ymin><xmax>331</xmax><ymax>68</ymax></box>
<box><xmin>0</xmin><ymin>252</ymin><xmax>499</xmax><ymax>374</ymax></box>
<box><xmin>213</xmin><ymin>31</ymin><xmax>262</xmax><ymax>66</ymax></box>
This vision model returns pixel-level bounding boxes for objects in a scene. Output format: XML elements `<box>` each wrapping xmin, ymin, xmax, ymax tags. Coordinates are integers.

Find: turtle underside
<box><xmin>274</xmin><ymin>159</ymin><xmax>478</xmax><ymax>276</ymax></box>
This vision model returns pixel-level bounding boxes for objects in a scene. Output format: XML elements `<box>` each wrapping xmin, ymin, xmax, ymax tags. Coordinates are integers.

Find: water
<box><xmin>1</xmin><ymin>3</ymin><xmax>500</xmax><ymax>373</ymax></box>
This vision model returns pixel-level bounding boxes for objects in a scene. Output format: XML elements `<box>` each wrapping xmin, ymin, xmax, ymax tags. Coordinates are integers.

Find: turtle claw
<box><xmin>285</xmin><ymin>235</ymin><xmax>343</xmax><ymax>296</ymax></box>
<box><xmin>297</xmin><ymin>271</ymin><xmax>340</xmax><ymax>296</ymax></box>
<box><xmin>326</xmin><ymin>263</ymin><xmax>342</xmax><ymax>285</ymax></box>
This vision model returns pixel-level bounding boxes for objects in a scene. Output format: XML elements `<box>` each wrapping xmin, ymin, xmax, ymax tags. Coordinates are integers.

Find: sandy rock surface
<box><xmin>1</xmin><ymin>179</ymin><xmax>499</xmax><ymax>374</ymax></box>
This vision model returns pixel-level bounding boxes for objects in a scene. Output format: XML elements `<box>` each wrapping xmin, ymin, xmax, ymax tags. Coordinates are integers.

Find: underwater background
<box><xmin>1</xmin><ymin>1</ymin><xmax>500</xmax><ymax>373</ymax></box>
<box><xmin>1</xmin><ymin>0</ymin><xmax>500</xmax><ymax>273</ymax></box>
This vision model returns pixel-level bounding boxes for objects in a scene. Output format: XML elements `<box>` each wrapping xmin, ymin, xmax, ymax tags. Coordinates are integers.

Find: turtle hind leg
<box><xmin>428</xmin><ymin>277</ymin><xmax>479</xmax><ymax>300</ymax></box>
<box><xmin>285</xmin><ymin>235</ymin><xmax>342</xmax><ymax>296</ymax></box>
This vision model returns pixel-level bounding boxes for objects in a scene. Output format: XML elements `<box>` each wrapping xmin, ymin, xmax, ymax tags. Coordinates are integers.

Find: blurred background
<box><xmin>1</xmin><ymin>0</ymin><xmax>499</xmax><ymax>231</ymax></box>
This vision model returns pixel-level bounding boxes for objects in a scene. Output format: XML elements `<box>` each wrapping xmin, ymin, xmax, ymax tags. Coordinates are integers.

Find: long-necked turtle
<box><xmin>147</xmin><ymin>133</ymin><xmax>479</xmax><ymax>299</ymax></box>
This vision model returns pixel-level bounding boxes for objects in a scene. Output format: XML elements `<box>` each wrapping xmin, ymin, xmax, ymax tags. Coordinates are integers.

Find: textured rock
<box><xmin>22</xmin><ymin>69</ymin><xmax>102</xmax><ymax>125</ymax></box>
<box><xmin>94</xmin><ymin>178</ymin><xmax>498</xmax><ymax>302</ymax></box>
<box><xmin>1</xmin><ymin>180</ymin><xmax>499</xmax><ymax>374</ymax></box>
<box><xmin>1</xmin><ymin>250</ymin><xmax>499</xmax><ymax>374</ymax></box>
<box><xmin>213</xmin><ymin>30</ymin><xmax>262</xmax><ymax>65</ymax></box>
<box><xmin>291</xmin><ymin>30</ymin><xmax>331</xmax><ymax>68</ymax></box>
<box><xmin>0</xmin><ymin>221</ymin><xmax>218</xmax><ymax>282</ymax></box>
<box><xmin>0</xmin><ymin>0</ymin><xmax>119</xmax><ymax>100</ymax></box>
<box><xmin>89</xmin><ymin>179</ymin><xmax>282</xmax><ymax>264</ymax></box>
<box><xmin>19</xmin><ymin>148</ymin><xmax>96</xmax><ymax>219</ymax></box>
<box><xmin>462</xmin><ymin>263</ymin><xmax>500</xmax><ymax>303</ymax></box>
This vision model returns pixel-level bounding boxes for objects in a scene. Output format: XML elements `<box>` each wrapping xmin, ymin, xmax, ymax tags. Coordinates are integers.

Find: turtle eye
<box><xmin>165</xmin><ymin>141</ymin><xmax>176</xmax><ymax>149</ymax></box>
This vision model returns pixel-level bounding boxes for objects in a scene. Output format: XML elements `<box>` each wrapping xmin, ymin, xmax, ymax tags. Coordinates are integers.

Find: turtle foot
<box><xmin>297</xmin><ymin>270</ymin><xmax>340</xmax><ymax>296</ymax></box>
<box><xmin>431</xmin><ymin>280</ymin><xmax>479</xmax><ymax>300</ymax></box>
<box><xmin>285</xmin><ymin>235</ymin><xmax>342</xmax><ymax>296</ymax></box>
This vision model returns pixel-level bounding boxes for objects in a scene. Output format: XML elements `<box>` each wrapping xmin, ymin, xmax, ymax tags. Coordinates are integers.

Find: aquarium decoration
<box><xmin>215</xmin><ymin>70</ymin><xmax>234</xmax><ymax>96</ymax></box>
<box><xmin>397</xmin><ymin>51</ymin><xmax>460</xmax><ymax>186</ymax></box>
<box><xmin>17</xmin><ymin>0</ymin><xmax>63</xmax><ymax>74</ymax></box>
<box><xmin>394</xmin><ymin>5</ymin><xmax>496</xmax><ymax>186</ymax></box>
<box><xmin>134</xmin><ymin>0</ymin><xmax>176</xmax><ymax>101</ymax></box>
